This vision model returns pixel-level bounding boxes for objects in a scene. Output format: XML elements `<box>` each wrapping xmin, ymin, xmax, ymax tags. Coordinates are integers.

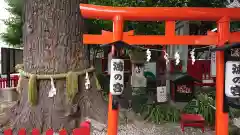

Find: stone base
<box><xmin>0</xmin><ymin>87</ymin><xmax>18</xmax><ymax>102</ymax></box>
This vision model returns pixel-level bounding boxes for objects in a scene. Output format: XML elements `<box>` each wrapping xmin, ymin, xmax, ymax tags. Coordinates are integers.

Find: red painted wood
<box><xmin>74</xmin><ymin>121</ymin><xmax>91</xmax><ymax>135</ymax></box>
<box><xmin>181</xmin><ymin>113</ymin><xmax>205</xmax><ymax>133</ymax></box>
<box><xmin>18</xmin><ymin>128</ymin><xmax>26</xmax><ymax>135</ymax></box>
<box><xmin>46</xmin><ymin>129</ymin><xmax>54</xmax><ymax>135</ymax></box>
<box><xmin>59</xmin><ymin>129</ymin><xmax>67</xmax><ymax>135</ymax></box>
<box><xmin>4</xmin><ymin>129</ymin><xmax>12</xmax><ymax>135</ymax></box>
<box><xmin>3</xmin><ymin>121</ymin><xmax>91</xmax><ymax>135</ymax></box>
<box><xmin>32</xmin><ymin>128</ymin><xmax>40</xmax><ymax>135</ymax></box>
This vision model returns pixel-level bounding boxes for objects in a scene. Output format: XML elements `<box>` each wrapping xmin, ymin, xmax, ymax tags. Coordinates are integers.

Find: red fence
<box><xmin>3</xmin><ymin>121</ymin><xmax>91</xmax><ymax>135</ymax></box>
<box><xmin>0</xmin><ymin>76</ymin><xmax>19</xmax><ymax>88</ymax></box>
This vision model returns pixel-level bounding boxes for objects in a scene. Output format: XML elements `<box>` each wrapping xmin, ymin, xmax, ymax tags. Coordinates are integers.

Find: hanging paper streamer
<box><xmin>174</xmin><ymin>52</ymin><xmax>180</xmax><ymax>65</ymax></box>
<box><xmin>163</xmin><ymin>51</ymin><xmax>169</xmax><ymax>65</ymax></box>
<box><xmin>146</xmin><ymin>49</ymin><xmax>151</xmax><ymax>62</ymax></box>
<box><xmin>48</xmin><ymin>76</ymin><xmax>57</xmax><ymax>97</ymax></box>
<box><xmin>190</xmin><ymin>49</ymin><xmax>195</xmax><ymax>65</ymax></box>
<box><xmin>85</xmin><ymin>72</ymin><xmax>90</xmax><ymax>90</ymax></box>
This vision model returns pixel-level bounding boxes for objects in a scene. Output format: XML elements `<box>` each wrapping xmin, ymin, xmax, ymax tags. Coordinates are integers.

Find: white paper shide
<box><xmin>48</xmin><ymin>77</ymin><xmax>57</xmax><ymax>97</ymax></box>
<box><xmin>110</xmin><ymin>59</ymin><xmax>124</xmax><ymax>95</ymax></box>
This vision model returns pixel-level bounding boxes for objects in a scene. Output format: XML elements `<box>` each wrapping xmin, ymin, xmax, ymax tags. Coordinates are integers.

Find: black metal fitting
<box><xmin>112</xmin><ymin>95</ymin><xmax>119</xmax><ymax>110</ymax></box>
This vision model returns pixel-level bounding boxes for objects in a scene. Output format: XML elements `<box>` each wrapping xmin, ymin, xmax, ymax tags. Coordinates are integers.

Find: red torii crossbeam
<box><xmin>79</xmin><ymin>4</ymin><xmax>240</xmax><ymax>135</ymax></box>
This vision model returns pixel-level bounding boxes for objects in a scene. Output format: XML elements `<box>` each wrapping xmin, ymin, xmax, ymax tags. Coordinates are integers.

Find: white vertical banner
<box><xmin>211</xmin><ymin>46</ymin><xmax>216</xmax><ymax>77</ymax></box>
<box><xmin>225</xmin><ymin>61</ymin><xmax>240</xmax><ymax>98</ymax></box>
<box><xmin>110</xmin><ymin>59</ymin><xmax>124</xmax><ymax>95</ymax></box>
<box><xmin>157</xmin><ymin>86</ymin><xmax>167</xmax><ymax>102</ymax></box>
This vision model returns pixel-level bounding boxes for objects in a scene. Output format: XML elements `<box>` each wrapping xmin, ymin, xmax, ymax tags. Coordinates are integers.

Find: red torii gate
<box><xmin>79</xmin><ymin>4</ymin><xmax>240</xmax><ymax>135</ymax></box>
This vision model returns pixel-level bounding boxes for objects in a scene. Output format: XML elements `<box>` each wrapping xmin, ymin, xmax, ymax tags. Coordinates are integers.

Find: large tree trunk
<box><xmin>9</xmin><ymin>0</ymin><xmax>107</xmax><ymax>133</ymax></box>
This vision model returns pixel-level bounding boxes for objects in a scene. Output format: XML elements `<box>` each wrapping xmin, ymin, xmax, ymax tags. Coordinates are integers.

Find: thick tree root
<box><xmin>7</xmin><ymin>77</ymin><xmax>108</xmax><ymax>134</ymax></box>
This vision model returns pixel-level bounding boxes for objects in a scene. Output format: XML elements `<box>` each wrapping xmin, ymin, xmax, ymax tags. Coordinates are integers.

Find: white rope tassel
<box><xmin>190</xmin><ymin>49</ymin><xmax>195</xmax><ymax>65</ymax></box>
<box><xmin>85</xmin><ymin>72</ymin><xmax>90</xmax><ymax>90</ymax></box>
<box><xmin>163</xmin><ymin>51</ymin><xmax>169</xmax><ymax>65</ymax></box>
<box><xmin>146</xmin><ymin>49</ymin><xmax>151</xmax><ymax>62</ymax></box>
<box><xmin>174</xmin><ymin>52</ymin><xmax>180</xmax><ymax>65</ymax></box>
<box><xmin>48</xmin><ymin>76</ymin><xmax>57</xmax><ymax>97</ymax></box>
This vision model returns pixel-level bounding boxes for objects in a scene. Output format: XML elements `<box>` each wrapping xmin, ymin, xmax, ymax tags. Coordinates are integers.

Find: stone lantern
<box><xmin>129</xmin><ymin>50</ymin><xmax>147</xmax><ymax>88</ymax></box>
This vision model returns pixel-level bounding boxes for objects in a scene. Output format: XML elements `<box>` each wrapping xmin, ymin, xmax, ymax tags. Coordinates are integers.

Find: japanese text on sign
<box><xmin>110</xmin><ymin>59</ymin><xmax>124</xmax><ymax>95</ymax></box>
<box><xmin>232</xmin><ymin>64</ymin><xmax>240</xmax><ymax>85</ymax></box>
<box><xmin>225</xmin><ymin>61</ymin><xmax>240</xmax><ymax>98</ymax></box>
<box><xmin>176</xmin><ymin>85</ymin><xmax>191</xmax><ymax>93</ymax></box>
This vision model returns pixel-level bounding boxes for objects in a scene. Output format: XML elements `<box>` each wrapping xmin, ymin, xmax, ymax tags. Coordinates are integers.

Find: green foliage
<box><xmin>187</xmin><ymin>0</ymin><xmax>225</xmax><ymax>7</ymax></box>
<box><xmin>1</xmin><ymin>16</ymin><xmax>23</xmax><ymax>46</ymax></box>
<box><xmin>140</xmin><ymin>104</ymin><xmax>181</xmax><ymax>123</ymax></box>
<box><xmin>183</xmin><ymin>92</ymin><xmax>216</xmax><ymax>125</ymax></box>
<box><xmin>87</xmin><ymin>0</ymin><xmax>225</xmax><ymax>34</ymax></box>
<box><xmin>5</xmin><ymin>0</ymin><xmax>23</xmax><ymax>16</ymax></box>
<box><xmin>183</xmin><ymin>90</ymin><xmax>240</xmax><ymax>126</ymax></box>
<box><xmin>87</xmin><ymin>0</ymin><xmax>165</xmax><ymax>35</ymax></box>
<box><xmin>96</xmin><ymin>73</ymin><xmax>110</xmax><ymax>101</ymax></box>
<box><xmin>231</xmin><ymin>21</ymin><xmax>240</xmax><ymax>32</ymax></box>
<box><xmin>229</xmin><ymin>107</ymin><xmax>240</xmax><ymax>119</ymax></box>
<box><xmin>1</xmin><ymin>0</ymin><xmax>23</xmax><ymax>47</ymax></box>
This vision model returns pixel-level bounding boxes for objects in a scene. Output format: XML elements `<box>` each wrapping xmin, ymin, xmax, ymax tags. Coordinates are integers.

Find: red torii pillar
<box><xmin>79</xmin><ymin>4</ymin><xmax>240</xmax><ymax>135</ymax></box>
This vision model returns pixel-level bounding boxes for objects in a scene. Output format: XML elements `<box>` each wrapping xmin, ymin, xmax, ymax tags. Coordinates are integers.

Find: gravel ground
<box><xmin>0</xmin><ymin>102</ymin><xmax>216</xmax><ymax>135</ymax></box>
<box><xmin>91</xmin><ymin>124</ymin><xmax>214</xmax><ymax>135</ymax></box>
<box><xmin>87</xmin><ymin>117</ymin><xmax>214</xmax><ymax>135</ymax></box>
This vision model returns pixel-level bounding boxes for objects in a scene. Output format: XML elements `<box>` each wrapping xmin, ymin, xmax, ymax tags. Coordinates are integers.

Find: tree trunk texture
<box><xmin>9</xmin><ymin>0</ymin><xmax>107</xmax><ymax>133</ymax></box>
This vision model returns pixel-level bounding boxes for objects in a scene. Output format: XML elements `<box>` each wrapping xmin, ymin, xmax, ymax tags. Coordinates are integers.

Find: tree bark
<box><xmin>9</xmin><ymin>0</ymin><xmax>107</xmax><ymax>133</ymax></box>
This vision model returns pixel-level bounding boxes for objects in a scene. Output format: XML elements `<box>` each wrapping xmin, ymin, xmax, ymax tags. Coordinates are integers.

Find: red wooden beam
<box><xmin>79</xmin><ymin>4</ymin><xmax>240</xmax><ymax>135</ymax></box>
<box><xmin>80</xmin><ymin>4</ymin><xmax>240</xmax><ymax>45</ymax></box>
<box><xmin>83</xmin><ymin>31</ymin><xmax>218</xmax><ymax>45</ymax></box>
<box><xmin>80</xmin><ymin>4</ymin><xmax>240</xmax><ymax>21</ymax></box>
<box><xmin>230</xmin><ymin>32</ymin><xmax>240</xmax><ymax>43</ymax></box>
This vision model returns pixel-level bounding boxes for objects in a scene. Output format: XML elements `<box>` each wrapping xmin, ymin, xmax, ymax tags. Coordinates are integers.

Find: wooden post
<box><xmin>6</xmin><ymin>48</ymin><xmax>11</xmax><ymax>87</ymax></box>
<box><xmin>107</xmin><ymin>15</ymin><xmax>124</xmax><ymax>135</ymax></box>
<box><xmin>215</xmin><ymin>17</ymin><xmax>230</xmax><ymax>135</ymax></box>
